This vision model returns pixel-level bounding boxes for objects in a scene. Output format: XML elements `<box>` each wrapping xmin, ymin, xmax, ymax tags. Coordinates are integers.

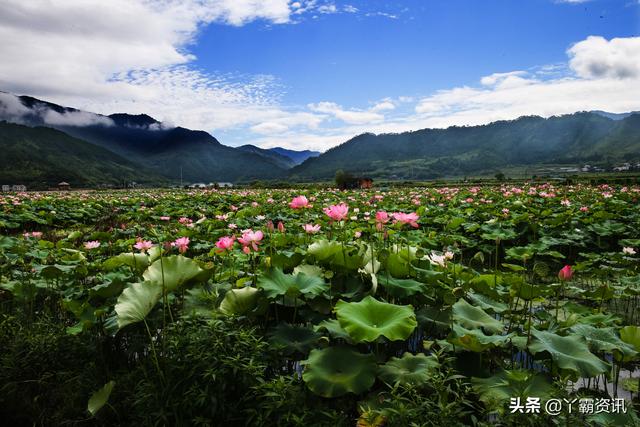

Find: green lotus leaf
<box><xmin>452</xmin><ymin>298</ymin><xmax>504</xmax><ymax>334</ymax></box>
<box><xmin>416</xmin><ymin>306</ymin><xmax>451</xmax><ymax>330</ymax></box>
<box><xmin>293</xmin><ymin>264</ymin><xmax>324</xmax><ymax>278</ymax></box>
<box><xmin>308</xmin><ymin>240</ymin><xmax>364</xmax><ymax>270</ymax></box>
<box><xmin>115</xmin><ymin>281</ymin><xmax>162</xmax><ymax>329</ymax></box>
<box><xmin>219</xmin><ymin>286</ymin><xmax>260</xmax><ymax>316</ymax></box>
<box><xmin>271</xmin><ymin>251</ymin><xmax>304</xmax><ymax>270</ymax></box>
<box><xmin>142</xmin><ymin>255</ymin><xmax>203</xmax><ymax>293</ymax></box>
<box><xmin>620</xmin><ymin>326</ymin><xmax>640</xmax><ymax>353</ymax></box>
<box><xmin>467</xmin><ymin>292</ymin><xmax>508</xmax><ymax>313</ymax></box>
<box><xmin>528</xmin><ymin>329</ymin><xmax>609</xmax><ymax>377</ymax></box>
<box><xmin>472</xmin><ymin>370</ymin><xmax>553</xmax><ymax>413</ymax></box>
<box><xmin>480</xmin><ymin>224</ymin><xmax>517</xmax><ymax>241</ymax></box>
<box><xmin>378</xmin><ymin>352</ymin><xmax>439</xmax><ymax>386</ymax></box>
<box><xmin>384</xmin><ymin>245</ymin><xmax>418</xmax><ymax>278</ymax></box>
<box><xmin>269</xmin><ymin>323</ymin><xmax>321</xmax><ymax>355</ymax></box>
<box><xmin>449</xmin><ymin>324</ymin><xmax>513</xmax><ymax>352</ymax></box>
<box><xmin>570</xmin><ymin>324</ymin><xmax>637</xmax><ymax>360</ymax></box>
<box><xmin>88</xmin><ymin>380</ymin><xmax>115</xmax><ymax>416</ymax></box>
<box><xmin>302</xmin><ymin>346</ymin><xmax>377</xmax><ymax>397</ymax></box>
<box><xmin>334</xmin><ymin>296</ymin><xmax>417</xmax><ymax>343</ymax></box>
<box><xmin>314</xmin><ymin>319</ymin><xmax>353</xmax><ymax>341</ymax></box>
<box><xmin>377</xmin><ymin>275</ymin><xmax>424</xmax><ymax>298</ymax></box>
<box><xmin>258</xmin><ymin>267</ymin><xmax>326</xmax><ymax>299</ymax></box>
<box><xmin>104</xmin><ymin>252</ymin><xmax>150</xmax><ymax>273</ymax></box>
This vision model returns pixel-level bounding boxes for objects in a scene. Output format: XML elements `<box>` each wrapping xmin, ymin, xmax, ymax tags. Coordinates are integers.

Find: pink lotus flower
<box><xmin>277</xmin><ymin>221</ymin><xmax>285</xmax><ymax>233</ymax></box>
<box><xmin>266</xmin><ymin>220</ymin><xmax>275</xmax><ymax>232</ymax></box>
<box><xmin>392</xmin><ymin>212</ymin><xmax>420</xmax><ymax>228</ymax></box>
<box><xmin>215</xmin><ymin>236</ymin><xmax>235</xmax><ymax>253</ymax></box>
<box><xmin>23</xmin><ymin>231</ymin><xmax>43</xmax><ymax>239</ymax></box>
<box><xmin>238</xmin><ymin>229</ymin><xmax>263</xmax><ymax>254</ymax></box>
<box><xmin>159</xmin><ymin>216</ymin><xmax>170</xmax><ymax>221</ymax></box>
<box><xmin>558</xmin><ymin>265</ymin><xmax>573</xmax><ymax>281</ymax></box>
<box><xmin>502</xmin><ymin>208</ymin><xmax>510</xmax><ymax>215</ymax></box>
<box><xmin>580</xmin><ymin>206</ymin><xmax>589</xmax><ymax>212</ymax></box>
<box><xmin>84</xmin><ymin>241</ymin><xmax>101</xmax><ymax>250</ymax></box>
<box><xmin>134</xmin><ymin>239</ymin><xmax>154</xmax><ymax>253</ymax></box>
<box><xmin>179</xmin><ymin>217</ymin><xmax>192</xmax><ymax>225</ymax></box>
<box><xmin>289</xmin><ymin>195</ymin><xmax>310</xmax><ymax>209</ymax></box>
<box><xmin>172</xmin><ymin>237</ymin><xmax>190</xmax><ymax>254</ymax></box>
<box><xmin>323</xmin><ymin>203</ymin><xmax>349</xmax><ymax>221</ymax></box>
<box><xmin>375</xmin><ymin>211</ymin><xmax>390</xmax><ymax>223</ymax></box>
<box><xmin>354</xmin><ymin>231</ymin><xmax>362</xmax><ymax>238</ymax></box>
<box><xmin>303</xmin><ymin>224</ymin><xmax>321</xmax><ymax>234</ymax></box>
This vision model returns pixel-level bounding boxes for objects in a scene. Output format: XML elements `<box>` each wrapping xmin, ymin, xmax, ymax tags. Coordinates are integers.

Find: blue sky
<box><xmin>193</xmin><ymin>0</ymin><xmax>638</xmax><ymax>107</ymax></box>
<box><xmin>1</xmin><ymin>0</ymin><xmax>639</xmax><ymax>151</ymax></box>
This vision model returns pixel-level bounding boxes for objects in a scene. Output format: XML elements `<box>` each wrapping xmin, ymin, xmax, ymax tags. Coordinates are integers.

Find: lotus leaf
<box><xmin>302</xmin><ymin>346</ymin><xmax>377</xmax><ymax>397</ymax></box>
<box><xmin>452</xmin><ymin>298</ymin><xmax>503</xmax><ymax>334</ymax></box>
<box><xmin>143</xmin><ymin>255</ymin><xmax>203</xmax><ymax>293</ymax></box>
<box><xmin>528</xmin><ymin>329</ymin><xmax>609</xmax><ymax>377</ymax></box>
<box><xmin>269</xmin><ymin>323</ymin><xmax>321</xmax><ymax>355</ymax></box>
<box><xmin>472</xmin><ymin>370</ymin><xmax>553</xmax><ymax>413</ymax></box>
<box><xmin>114</xmin><ymin>281</ymin><xmax>162</xmax><ymax>329</ymax></box>
<box><xmin>335</xmin><ymin>296</ymin><xmax>417</xmax><ymax>342</ymax></box>
<box><xmin>219</xmin><ymin>286</ymin><xmax>260</xmax><ymax>316</ymax></box>
<box><xmin>258</xmin><ymin>267</ymin><xmax>326</xmax><ymax>299</ymax></box>
<box><xmin>88</xmin><ymin>380</ymin><xmax>115</xmax><ymax>416</ymax></box>
<box><xmin>377</xmin><ymin>352</ymin><xmax>438</xmax><ymax>385</ymax></box>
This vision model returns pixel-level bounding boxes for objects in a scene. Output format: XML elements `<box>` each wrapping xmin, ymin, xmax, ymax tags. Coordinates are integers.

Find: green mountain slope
<box><xmin>237</xmin><ymin>144</ymin><xmax>295</xmax><ymax>169</ymax></box>
<box><xmin>1</xmin><ymin>92</ymin><xmax>288</xmax><ymax>182</ymax></box>
<box><xmin>290</xmin><ymin>113</ymin><xmax>640</xmax><ymax>180</ymax></box>
<box><xmin>0</xmin><ymin>121</ymin><xmax>163</xmax><ymax>187</ymax></box>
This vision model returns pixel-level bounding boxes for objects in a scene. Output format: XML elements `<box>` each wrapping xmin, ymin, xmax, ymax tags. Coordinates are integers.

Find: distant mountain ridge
<box><xmin>1</xmin><ymin>90</ymin><xmax>639</xmax><ymax>185</ymax></box>
<box><xmin>290</xmin><ymin>112</ymin><xmax>640</xmax><ymax>180</ymax></box>
<box><xmin>237</xmin><ymin>145</ymin><xmax>321</xmax><ymax>168</ymax></box>
<box><xmin>0</xmin><ymin>92</ymin><xmax>308</xmax><ymax>183</ymax></box>
<box><xmin>268</xmin><ymin>147</ymin><xmax>320</xmax><ymax>165</ymax></box>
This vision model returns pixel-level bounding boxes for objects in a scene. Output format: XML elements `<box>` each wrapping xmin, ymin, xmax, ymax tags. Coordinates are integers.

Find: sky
<box><xmin>0</xmin><ymin>0</ymin><xmax>639</xmax><ymax>151</ymax></box>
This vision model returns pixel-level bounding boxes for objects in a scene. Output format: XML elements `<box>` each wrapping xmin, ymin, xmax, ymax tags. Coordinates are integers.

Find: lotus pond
<box><xmin>1</xmin><ymin>184</ymin><xmax>639</xmax><ymax>426</ymax></box>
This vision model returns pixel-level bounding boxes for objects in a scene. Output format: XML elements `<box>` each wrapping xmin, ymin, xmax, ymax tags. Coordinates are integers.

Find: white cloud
<box><xmin>0</xmin><ymin>92</ymin><xmax>31</xmax><ymax>122</ymax></box>
<box><xmin>250</xmin><ymin>122</ymin><xmax>290</xmax><ymax>134</ymax></box>
<box><xmin>308</xmin><ymin>102</ymin><xmax>385</xmax><ymax>124</ymax></box>
<box><xmin>568</xmin><ymin>36</ymin><xmax>640</xmax><ymax>79</ymax></box>
<box><xmin>371</xmin><ymin>100</ymin><xmax>396</xmax><ymax>112</ymax></box>
<box><xmin>317</xmin><ymin>4</ymin><xmax>338</xmax><ymax>14</ymax></box>
<box><xmin>0</xmin><ymin>91</ymin><xmax>114</xmax><ymax>127</ymax></box>
<box><xmin>42</xmin><ymin>109</ymin><xmax>114</xmax><ymax>127</ymax></box>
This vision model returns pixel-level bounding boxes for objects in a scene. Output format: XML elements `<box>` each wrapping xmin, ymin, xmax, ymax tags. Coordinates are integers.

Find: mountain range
<box><xmin>0</xmin><ymin>90</ymin><xmax>638</xmax><ymax>186</ymax></box>
<box><xmin>290</xmin><ymin>111</ymin><xmax>640</xmax><ymax>180</ymax></box>
<box><xmin>0</xmin><ymin>92</ymin><xmax>319</xmax><ymax>186</ymax></box>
